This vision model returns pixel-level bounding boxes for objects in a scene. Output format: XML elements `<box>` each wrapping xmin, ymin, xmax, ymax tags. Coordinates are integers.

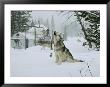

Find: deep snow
<box><xmin>10</xmin><ymin>37</ymin><xmax>100</xmax><ymax>77</ymax></box>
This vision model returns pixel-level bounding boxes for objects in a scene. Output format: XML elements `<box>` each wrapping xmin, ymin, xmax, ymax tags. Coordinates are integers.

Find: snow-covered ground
<box><xmin>10</xmin><ymin>37</ymin><xmax>100</xmax><ymax>77</ymax></box>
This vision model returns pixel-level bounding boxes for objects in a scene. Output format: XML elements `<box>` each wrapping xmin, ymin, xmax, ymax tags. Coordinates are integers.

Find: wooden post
<box><xmin>34</xmin><ymin>28</ymin><xmax>36</xmax><ymax>46</ymax></box>
<box><xmin>38</xmin><ymin>20</ymin><xmax>40</xmax><ymax>27</ymax></box>
<box><xmin>51</xmin><ymin>30</ymin><xmax>53</xmax><ymax>50</ymax></box>
<box><xmin>25</xmin><ymin>27</ymin><xmax>26</xmax><ymax>49</ymax></box>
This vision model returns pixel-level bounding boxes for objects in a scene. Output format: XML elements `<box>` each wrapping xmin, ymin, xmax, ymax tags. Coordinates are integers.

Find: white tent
<box><xmin>11</xmin><ymin>32</ymin><xmax>25</xmax><ymax>49</ymax></box>
<box><xmin>12</xmin><ymin>32</ymin><xmax>25</xmax><ymax>39</ymax></box>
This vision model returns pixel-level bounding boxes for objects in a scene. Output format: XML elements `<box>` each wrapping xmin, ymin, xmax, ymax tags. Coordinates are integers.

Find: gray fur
<box><xmin>53</xmin><ymin>31</ymin><xmax>83</xmax><ymax>64</ymax></box>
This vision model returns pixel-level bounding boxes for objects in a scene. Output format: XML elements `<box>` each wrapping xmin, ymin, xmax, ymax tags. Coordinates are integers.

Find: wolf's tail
<box><xmin>74</xmin><ymin>59</ymin><xmax>84</xmax><ymax>62</ymax></box>
<box><xmin>68</xmin><ymin>57</ymin><xmax>84</xmax><ymax>63</ymax></box>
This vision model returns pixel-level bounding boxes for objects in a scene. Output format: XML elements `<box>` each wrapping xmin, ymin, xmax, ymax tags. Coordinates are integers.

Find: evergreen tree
<box><xmin>58</xmin><ymin>10</ymin><xmax>100</xmax><ymax>50</ymax></box>
<box><xmin>11</xmin><ymin>11</ymin><xmax>31</xmax><ymax>36</ymax></box>
<box><xmin>74</xmin><ymin>11</ymin><xmax>100</xmax><ymax>50</ymax></box>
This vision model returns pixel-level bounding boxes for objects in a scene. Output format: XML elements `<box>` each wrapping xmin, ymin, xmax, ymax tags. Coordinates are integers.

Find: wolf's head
<box><xmin>53</xmin><ymin>31</ymin><xmax>63</xmax><ymax>45</ymax></box>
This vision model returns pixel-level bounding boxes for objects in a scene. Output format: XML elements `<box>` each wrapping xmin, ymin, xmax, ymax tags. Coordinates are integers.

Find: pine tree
<box><xmin>11</xmin><ymin>11</ymin><xmax>31</xmax><ymax>36</ymax></box>
<box><xmin>58</xmin><ymin>10</ymin><xmax>100</xmax><ymax>50</ymax></box>
<box><xmin>74</xmin><ymin>11</ymin><xmax>100</xmax><ymax>50</ymax></box>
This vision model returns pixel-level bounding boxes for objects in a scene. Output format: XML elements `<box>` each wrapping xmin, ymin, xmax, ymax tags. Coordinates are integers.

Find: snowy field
<box><xmin>10</xmin><ymin>37</ymin><xmax>100</xmax><ymax>77</ymax></box>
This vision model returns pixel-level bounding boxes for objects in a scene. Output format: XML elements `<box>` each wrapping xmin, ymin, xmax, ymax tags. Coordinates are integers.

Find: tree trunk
<box><xmin>34</xmin><ymin>28</ymin><xmax>36</xmax><ymax>46</ymax></box>
<box><xmin>51</xmin><ymin>30</ymin><xmax>53</xmax><ymax>50</ymax></box>
<box><xmin>25</xmin><ymin>27</ymin><xmax>26</xmax><ymax>49</ymax></box>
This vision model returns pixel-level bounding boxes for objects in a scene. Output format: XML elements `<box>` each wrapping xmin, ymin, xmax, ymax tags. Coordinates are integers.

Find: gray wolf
<box><xmin>53</xmin><ymin>31</ymin><xmax>83</xmax><ymax>65</ymax></box>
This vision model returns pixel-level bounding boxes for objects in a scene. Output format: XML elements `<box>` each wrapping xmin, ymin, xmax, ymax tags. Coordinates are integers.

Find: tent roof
<box><xmin>12</xmin><ymin>32</ymin><xmax>25</xmax><ymax>39</ymax></box>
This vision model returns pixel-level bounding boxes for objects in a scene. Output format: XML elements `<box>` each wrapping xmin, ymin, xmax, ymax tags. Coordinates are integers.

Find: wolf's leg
<box><xmin>56</xmin><ymin>52</ymin><xmax>63</xmax><ymax>65</ymax></box>
<box><xmin>68</xmin><ymin>58</ymin><xmax>83</xmax><ymax>63</ymax></box>
<box><xmin>74</xmin><ymin>59</ymin><xmax>84</xmax><ymax>62</ymax></box>
<box><xmin>57</xmin><ymin>59</ymin><xmax>62</xmax><ymax>65</ymax></box>
<box><xmin>55</xmin><ymin>54</ymin><xmax>59</xmax><ymax>63</ymax></box>
<box><xmin>55</xmin><ymin>53</ymin><xmax>62</xmax><ymax>65</ymax></box>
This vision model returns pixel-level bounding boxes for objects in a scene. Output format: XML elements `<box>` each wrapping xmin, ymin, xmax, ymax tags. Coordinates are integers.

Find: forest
<box><xmin>11</xmin><ymin>10</ymin><xmax>100</xmax><ymax>51</ymax></box>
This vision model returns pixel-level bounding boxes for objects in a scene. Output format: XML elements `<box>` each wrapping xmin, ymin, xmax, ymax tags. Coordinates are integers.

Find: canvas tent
<box><xmin>11</xmin><ymin>32</ymin><xmax>26</xmax><ymax>49</ymax></box>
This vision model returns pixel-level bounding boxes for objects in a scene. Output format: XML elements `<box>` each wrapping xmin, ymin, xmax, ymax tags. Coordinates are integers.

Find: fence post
<box><xmin>34</xmin><ymin>27</ymin><xmax>36</xmax><ymax>46</ymax></box>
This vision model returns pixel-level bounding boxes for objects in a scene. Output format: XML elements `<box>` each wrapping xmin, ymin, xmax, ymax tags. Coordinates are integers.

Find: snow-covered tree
<box><xmin>58</xmin><ymin>11</ymin><xmax>100</xmax><ymax>50</ymax></box>
<box><xmin>11</xmin><ymin>11</ymin><xmax>31</xmax><ymax>36</ymax></box>
<box><xmin>74</xmin><ymin>11</ymin><xmax>100</xmax><ymax>50</ymax></box>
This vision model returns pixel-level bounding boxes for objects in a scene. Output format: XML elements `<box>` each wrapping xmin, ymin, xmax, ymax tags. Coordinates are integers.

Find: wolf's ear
<box><xmin>54</xmin><ymin>31</ymin><xmax>56</xmax><ymax>35</ymax></box>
